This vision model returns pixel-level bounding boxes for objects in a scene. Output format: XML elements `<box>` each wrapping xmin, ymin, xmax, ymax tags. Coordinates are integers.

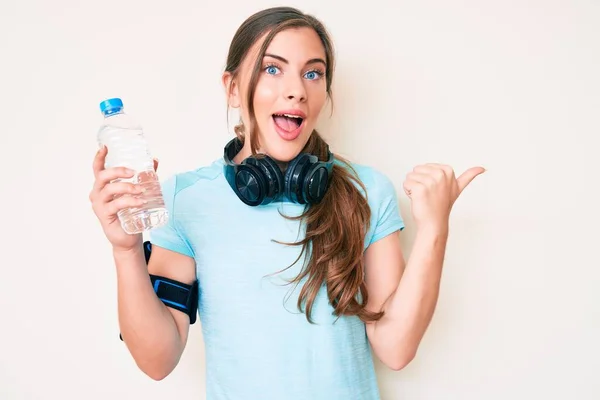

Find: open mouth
<box><xmin>272</xmin><ymin>113</ymin><xmax>304</xmax><ymax>132</ymax></box>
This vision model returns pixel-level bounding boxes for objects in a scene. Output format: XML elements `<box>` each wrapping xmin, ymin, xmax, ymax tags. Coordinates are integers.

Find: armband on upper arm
<box><xmin>119</xmin><ymin>241</ymin><xmax>199</xmax><ymax>341</ymax></box>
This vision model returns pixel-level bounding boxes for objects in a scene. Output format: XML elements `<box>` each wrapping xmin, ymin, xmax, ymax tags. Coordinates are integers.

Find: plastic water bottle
<box><xmin>97</xmin><ymin>98</ymin><xmax>168</xmax><ymax>234</ymax></box>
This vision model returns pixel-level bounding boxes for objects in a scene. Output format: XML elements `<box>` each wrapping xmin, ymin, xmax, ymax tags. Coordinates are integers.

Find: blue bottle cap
<box><xmin>99</xmin><ymin>98</ymin><xmax>124</xmax><ymax>115</ymax></box>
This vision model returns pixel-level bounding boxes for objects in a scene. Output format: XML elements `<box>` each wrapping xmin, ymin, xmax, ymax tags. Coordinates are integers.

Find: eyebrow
<box><xmin>264</xmin><ymin>53</ymin><xmax>326</xmax><ymax>67</ymax></box>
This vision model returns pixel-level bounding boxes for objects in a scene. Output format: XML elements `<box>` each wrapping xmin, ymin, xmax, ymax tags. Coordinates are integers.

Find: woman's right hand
<box><xmin>89</xmin><ymin>146</ymin><xmax>159</xmax><ymax>253</ymax></box>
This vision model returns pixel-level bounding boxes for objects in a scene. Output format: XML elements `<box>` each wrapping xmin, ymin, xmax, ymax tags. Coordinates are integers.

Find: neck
<box><xmin>232</xmin><ymin>140</ymin><xmax>289</xmax><ymax>172</ymax></box>
<box><xmin>232</xmin><ymin>138</ymin><xmax>251</xmax><ymax>163</ymax></box>
<box><xmin>274</xmin><ymin>159</ymin><xmax>289</xmax><ymax>172</ymax></box>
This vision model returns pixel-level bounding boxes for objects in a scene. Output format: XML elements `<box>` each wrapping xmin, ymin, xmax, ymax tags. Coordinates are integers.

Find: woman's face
<box><xmin>225</xmin><ymin>26</ymin><xmax>329</xmax><ymax>163</ymax></box>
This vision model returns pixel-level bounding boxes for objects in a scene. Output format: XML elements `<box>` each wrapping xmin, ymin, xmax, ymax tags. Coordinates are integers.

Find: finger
<box><xmin>403</xmin><ymin>179</ymin><xmax>425</xmax><ymax>198</ymax></box>
<box><xmin>153</xmin><ymin>158</ymin><xmax>159</xmax><ymax>172</ymax></box>
<box><xmin>413</xmin><ymin>165</ymin><xmax>448</xmax><ymax>181</ymax></box>
<box><xmin>93</xmin><ymin>146</ymin><xmax>108</xmax><ymax>178</ymax></box>
<box><xmin>93</xmin><ymin>167</ymin><xmax>136</xmax><ymax>191</ymax></box>
<box><xmin>402</xmin><ymin>182</ymin><xmax>412</xmax><ymax>198</ymax></box>
<box><xmin>99</xmin><ymin>182</ymin><xmax>145</xmax><ymax>202</ymax></box>
<box><xmin>456</xmin><ymin>166</ymin><xmax>486</xmax><ymax>193</ymax></box>
<box><xmin>106</xmin><ymin>196</ymin><xmax>147</xmax><ymax>216</ymax></box>
<box><xmin>406</xmin><ymin>172</ymin><xmax>435</xmax><ymax>186</ymax></box>
<box><xmin>413</xmin><ymin>165</ymin><xmax>437</xmax><ymax>174</ymax></box>
<box><xmin>417</xmin><ymin>163</ymin><xmax>448</xmax><ymax>171</ymax></box>
<box><xmin>416</xmin><ymin>163</ymin><xmax>455</xmax><ymax>176</ymax></box>
<box><xmin>426</xmin><ymin>163</ymin><xmax>454</xmax><ymax>177</ymax></box>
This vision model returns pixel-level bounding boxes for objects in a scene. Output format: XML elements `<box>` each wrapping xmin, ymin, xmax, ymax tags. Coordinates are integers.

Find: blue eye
<box><xmin>304</xmin><ymin>70</ymin><xmax>322</xmax><ymax>80</ymax></box>
<box><xmin>265</xmin><ymin>66</ymin><xmax>279</xmax><ymax>75</ymax></box>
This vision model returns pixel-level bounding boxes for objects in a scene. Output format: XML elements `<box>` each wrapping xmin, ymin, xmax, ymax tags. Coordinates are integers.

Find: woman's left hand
<box><xmin>403</xmin><ymin>164</ymin><xmax>485</xmax><ymax>232</ymax></box>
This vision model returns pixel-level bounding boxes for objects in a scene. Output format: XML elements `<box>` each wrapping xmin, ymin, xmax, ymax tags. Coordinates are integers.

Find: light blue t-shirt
<box><xmin>149</xmin><ymin>156</ymin><xmax>405</xmax><ymax>400</ymax></box>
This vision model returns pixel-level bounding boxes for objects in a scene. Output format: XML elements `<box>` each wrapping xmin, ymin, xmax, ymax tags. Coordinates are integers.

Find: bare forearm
<box><xmin>114</xmin><ymin>248</ymin><xmax>184</xmax><ymax>379</ymax></box>
<box><xmin>373</xmin><ymin>225</ymin><xmax>448</xmax><ymax>368</ymax></box>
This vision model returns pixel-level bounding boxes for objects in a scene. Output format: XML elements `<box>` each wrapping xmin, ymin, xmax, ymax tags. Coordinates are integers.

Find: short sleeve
<box><xmin>366</xmin><ymin>169</ymin><xmax>405</xmax><ymax>247</ymax></box>
<box><xmin>149</xmin><ymin>175</ymin><xmax>194</xmax><ymax>258</ymax></box>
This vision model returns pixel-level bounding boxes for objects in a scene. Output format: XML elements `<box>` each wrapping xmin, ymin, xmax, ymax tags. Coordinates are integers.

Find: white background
<box><xmin>1</xmin><ymin>0</ymin><xmax>598</xmax><ymax>399</ymax></box>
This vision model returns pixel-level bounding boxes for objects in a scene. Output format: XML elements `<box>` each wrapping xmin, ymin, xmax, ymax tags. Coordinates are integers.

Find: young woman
<box><xmin>89</xmin><ymin>6</ymin><xmax>484</xmax><ymax>399</ymax></box>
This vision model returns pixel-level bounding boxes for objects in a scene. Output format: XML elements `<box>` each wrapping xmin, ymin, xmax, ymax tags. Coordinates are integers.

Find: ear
<box><xmin>222</xmin><ymin>72</ymin><xmax>241</xmax><ymax>108</ymax></box>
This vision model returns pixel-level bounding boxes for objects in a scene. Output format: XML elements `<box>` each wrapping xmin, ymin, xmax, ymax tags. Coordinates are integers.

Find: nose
<box><xmin>283</xmin><ymin>75</ymin><xmax>307</xmax><ymax>103</ymax></box>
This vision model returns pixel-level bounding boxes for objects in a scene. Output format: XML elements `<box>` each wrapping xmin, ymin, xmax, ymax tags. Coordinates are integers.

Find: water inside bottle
<box><xmin>115</xmin><ymin>169</ymin><xmax>168</xmax><ymax>234</ymax></box>
<box><xmin>99</xmin><ymin>124</ymin><xmax>169</xmax><ymax>234</ymax></box>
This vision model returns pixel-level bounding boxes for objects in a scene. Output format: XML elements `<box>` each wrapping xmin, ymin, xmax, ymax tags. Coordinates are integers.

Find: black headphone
<box><xmin>223</xmin><ymin>137</ymin><xmax>335</xmax><ymax>206</ymax></box>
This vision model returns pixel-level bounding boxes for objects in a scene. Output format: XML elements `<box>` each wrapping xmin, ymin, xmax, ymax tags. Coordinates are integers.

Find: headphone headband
<box><xmin>223</xmin><ymin>137</ymin><xmax>334</xmax><ymax>206</ymax></box>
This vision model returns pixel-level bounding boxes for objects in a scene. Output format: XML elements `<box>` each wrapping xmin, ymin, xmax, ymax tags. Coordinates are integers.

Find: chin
<box><xmin>264</xmin><ymin>136</ymin><xmax>308</xmax><ymax>162</ymax></box>
<box><xmin>261</xmin><ymin>117</ymin><xmax>313</xmax><ymax>162</ymax></box>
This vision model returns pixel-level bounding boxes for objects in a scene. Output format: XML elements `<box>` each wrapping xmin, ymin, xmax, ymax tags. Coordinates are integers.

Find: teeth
<box><xmin>275</xmin><ymin>113</ymin><xmax>302</xmax><ymax>119</ymax></box>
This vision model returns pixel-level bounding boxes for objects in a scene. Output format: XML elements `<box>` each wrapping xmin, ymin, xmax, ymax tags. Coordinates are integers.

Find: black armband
<box><xmin>119</xmin><ymin>241</ymin><xmax>199</xmax><ymax>341</ymax></box>
<box><xmin>149</xmin><ymin>273</ymin><xmax>198</xmax><ymax>324</ymax></box>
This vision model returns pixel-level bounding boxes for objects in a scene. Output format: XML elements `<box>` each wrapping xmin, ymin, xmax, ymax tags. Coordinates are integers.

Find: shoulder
<box><xmin>160</xmin><ymin>158</ymin><xmax>225</xmax><ymax>199</ymax></box>
<box><xmin>336</xmin><ymin>160</ymin><xmax>405</xmax><ymax>246</ymax></box>
<box><xmin>336</xmin><ymin>160</ymin><xmax>398</xmax><ymax>204</ymax></box>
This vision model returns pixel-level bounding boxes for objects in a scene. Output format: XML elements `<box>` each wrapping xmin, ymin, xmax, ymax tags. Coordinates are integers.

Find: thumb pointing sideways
<box><xmin>456</xmin><ymin>166</ymin><xmax>486</xmax><ymax>193</ymax></box>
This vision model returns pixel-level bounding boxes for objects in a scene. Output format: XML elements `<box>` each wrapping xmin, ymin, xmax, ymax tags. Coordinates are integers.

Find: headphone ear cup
<box><xmin>232</xmin><ymin>163</ymin><xmax>268</xmax><ymax>206</ymax></box>
<box><xmin>302</xmin><ymin>163</ymin><xmax>332</xmax><ymax>204</ymax></box>
<box><xmin>284</xmin><ymin>154</ymin><xmax>315</xmax><ymax>204</ymax></box>
<box><xmin>245</xmin><ymin>156</ymin><xmax>283</xmax><ymax>204</ymax></box>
